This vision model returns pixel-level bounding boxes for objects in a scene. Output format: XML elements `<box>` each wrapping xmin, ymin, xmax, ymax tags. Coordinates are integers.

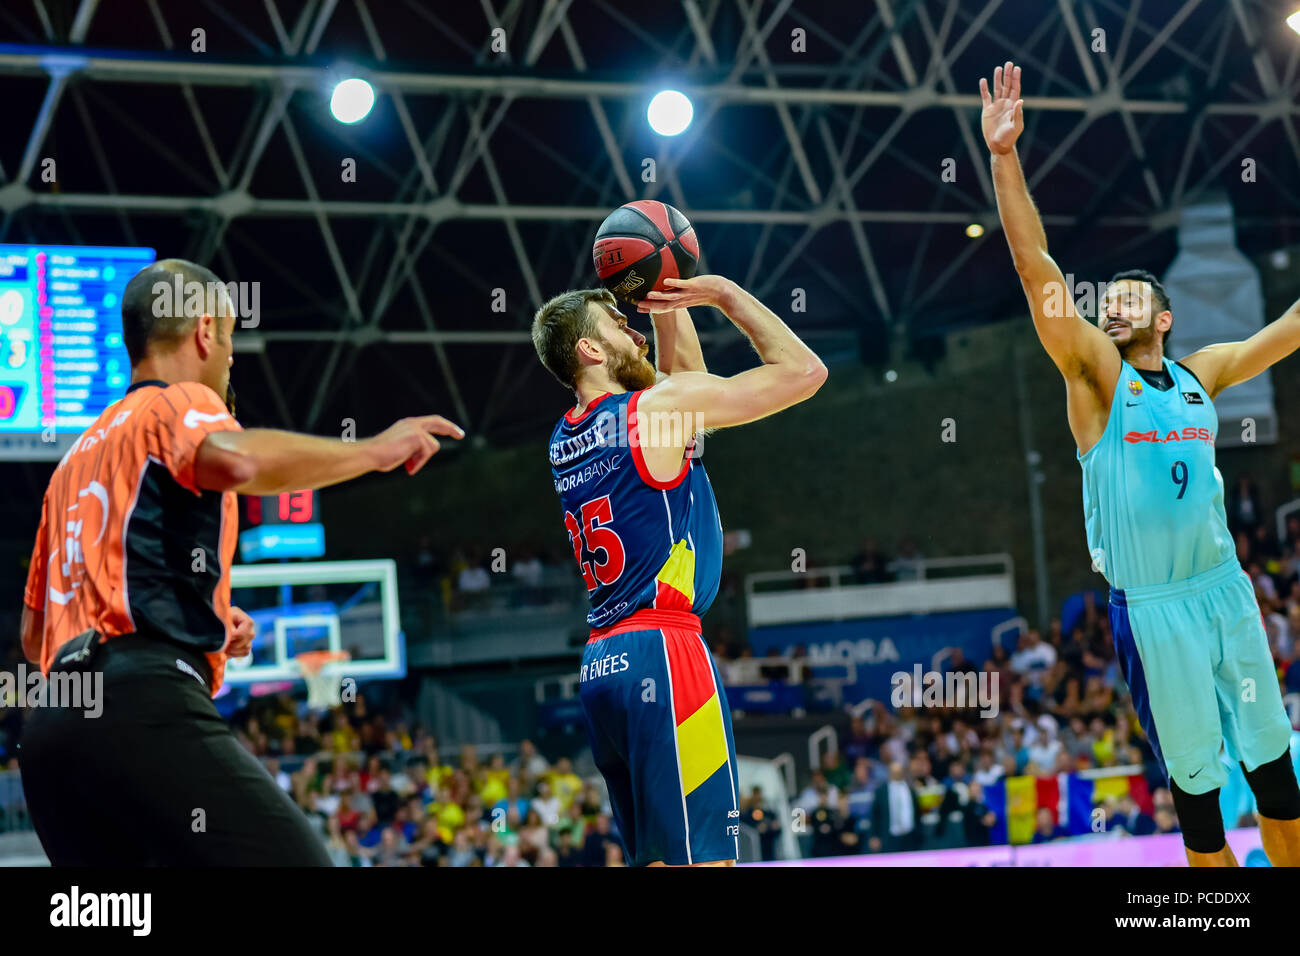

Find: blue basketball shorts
<box><xmin>579</xmin><ymin>608</ymin><xmax>740</xmax><ymax>866</ymax></box>
<box><xmin>1110</xmin><ymin>558</ymin><xmax>1293</xmax><ymax>796</ymax></box>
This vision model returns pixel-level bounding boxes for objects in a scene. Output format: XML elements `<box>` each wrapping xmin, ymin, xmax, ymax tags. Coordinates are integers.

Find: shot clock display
<box><xmin>238</xmin><ymin>489</ymin><xmax>326</xmax><ymax>562</ymax></box>
<box><xmin>245</xmin><ymin>489</ymin><xmax>317</xmax><ymax>526</ymax></box>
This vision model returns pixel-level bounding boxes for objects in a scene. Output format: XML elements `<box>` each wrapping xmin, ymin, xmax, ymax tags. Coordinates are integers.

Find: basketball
<box><xmin>592</xmin><ymin>200</ymin><xmax>699</xmax><ymax>302</ymax></box>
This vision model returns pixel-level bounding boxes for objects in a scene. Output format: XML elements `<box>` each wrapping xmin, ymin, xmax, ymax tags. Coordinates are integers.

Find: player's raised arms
<box><xmin>649</xmin><ymin>307</ymin><xmax>708</xmax><ymax>376</ymax></box>
<box><xmin>635</xmin><ymin>275</ymin><xmax>827</xmax><ymax>432</ymax></box>
<box><xmin>1179</xmin><ymin>296</ymin><xmax>1300</xmax><ymax>401</ymax></box>
<box><xmin>981</xmin><ymin>64</ymin><xmax>1119</xmax><ymax>386</ymax></box>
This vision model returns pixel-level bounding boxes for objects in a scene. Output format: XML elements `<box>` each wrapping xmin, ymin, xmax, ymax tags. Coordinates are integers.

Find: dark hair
<box><xmin>1108</xmin><ymin>269</ymin><xmax>1172</xmax><ymax>345</ymax></box>
<box><xmin>531</xmin><ymin>288</ymin><xmax>618</xmax><ymax>389</ymax></box>
<box><xmin>120</xmin><ymin>258</ymin><xmax>226</xmax><ymax>364</ymax></box>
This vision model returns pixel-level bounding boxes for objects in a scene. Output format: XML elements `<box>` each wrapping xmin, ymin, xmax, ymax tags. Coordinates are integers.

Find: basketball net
<box><xmin>296</xmin><ymin>650</ymin><xmax>350</xmax><ymax>711</ymax></box>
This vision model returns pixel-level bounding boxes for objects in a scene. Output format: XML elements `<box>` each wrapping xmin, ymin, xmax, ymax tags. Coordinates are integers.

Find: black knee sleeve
<box><xmin>1170</xmin><ymin>782</ymin><xmax>1226</xmax><ymax>854</ymax></box>
<box><xmin>1244</xmin><ymin>752</ymin><xmax>1300</xmax><ymax>821</ymax></box>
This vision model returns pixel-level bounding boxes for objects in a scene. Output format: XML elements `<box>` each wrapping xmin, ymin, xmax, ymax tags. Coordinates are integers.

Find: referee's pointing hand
<box><xmin>367</xmin><ymin>415</ymin><xmax>466</xmax><ymax>476</ymax></box>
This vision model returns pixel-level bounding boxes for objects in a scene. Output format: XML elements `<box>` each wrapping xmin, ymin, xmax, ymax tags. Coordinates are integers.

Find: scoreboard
<box><xmin>238</xmin><ymin>489</ymin><xmax>327</xmax><ymax>562</ymax></box>
<box><xmin>0</xmin><ymin>244</ymin><xmax>155</xmax><ymax>460</ymax></box>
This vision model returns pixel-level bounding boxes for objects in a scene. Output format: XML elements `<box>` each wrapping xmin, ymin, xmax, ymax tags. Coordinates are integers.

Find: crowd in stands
<box><xmin>778</xmin><ymin>609</ymin><xmax>1186</xmax><ymax>858</ymax></box>
<box><xmin>1229</xmin><ymin>475</ymin><xmax>1300</xmax><ymax>698</ymax></box>
<box><xmin>225</xmin><ymin>694</ymin><xmax>624</xmax><ymax>867</ymax></box>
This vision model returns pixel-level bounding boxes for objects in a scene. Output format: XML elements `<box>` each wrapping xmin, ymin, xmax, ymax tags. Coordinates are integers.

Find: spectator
<box><xmin>891</xmin><ymin>538</ymin><xmax>925</xmax><ymax>581</ymax></box>
<box><xmin>532</xmin><ymin>779</ymin><xmax>562</xmax><ymax>826</ymax></box>
<box><xmin>1030</xmin><ymin>807</ymin><xmax>1068</xmax><ymax>843</ymax></box>
<box><xmin>842</xmin><ymin>714</ymin><xmax>876</xmax><ymax>767</ymax></box>
<box><xmin>457</xmin><ymin>551</ymin><xmax>491</xmax><ymax>598</ymax></box>
<box><xmin>582</xmin><ymin>814</ymin><xmax>618</xmax><ymax>866</ymax></box>
<box><xmin>1010</xmin><ymin>629</ymin><xmax>1057</xmax><ymax>691</ymax></box>
<box><xmin>555</xmin><ymin>828</ymin><xmax>581</xmax><ymax>867</ymax></box>
<box><xmin>446</xmin><ymin>829</ymin><xmax>476</xmax><ymax>867</ymax></box>
<box><xmin>324</xmin><ymin>815</ymin><xmax>350</xmax><ymax>867</ymax></box>
<box><xmin>413</xmin><ymin>818</ymin><xmax>447</xmax><ymax>867</ymax></box>
<box><xmin>850</xmin><ymin>538</ymin><xmax>892</xmax><ymax>584</ymax></box>
<box><xmin>870</xmin><ymin>762</ymin><xmax>921</xmax><ymax>854</ymax></box>
<box><xmin>546</xmin><ymin>757</ymin><xmax>584</xmax><ymax>812</ymax></box>
<box><xmin>511</xmin><ymin>739</ymin><xmax>549</xmax><ymax>783</ymax></box>
<box><xmin>1113</xmin><ymin>795</ymin><xmax>1156</xmax><ymax>836</ymax></box>
<box><xmin>371</xmin><ymin>765</ymin><xmax>400</xmax><ymax>824</ymax></box>
<box><xmin>961</xmin><ymin>781</ymin><xmax>997</xmax><ymax>846</ymax></box>
<box><xmin>795</xmin><ymin>770</ymin><xmax>840</xmax><ymax>814</ymax></box>
<box><xmin>972</xmin><ymin>750</ymin><xmax>1004</xmax><ymax>788</ymax></box>
<box><xmin>518</xmin><ymin>809</ymin><xmax>550</xmax><ymax>854</ymax></box>
<box><xmin>740</xmin><ymin>786</ymin><xmax>782</xmax><ymax>861</ymax></box>
<box><xmin>808</xmin><ymin>790</ymin><xmax>845</xmax><ymax>858</ymax></box>
<box><xmin>821</xmin><ymin>750</ymin><xmax>851</xmax><ymax>792</ymax></box>
<box><xmin>491</xmin><ymin>775</ymin><xmax>531</xmax><ymax>825</ymax></box>
<box><xmin>1226</xmin><ymin>474</ymin><xmax>1262</xmax><ymax>536</ymax></box>
<box><xmin>266</xmin><ymin>757</ymin><xmax>292</xmax><ymax>794</ymax></box>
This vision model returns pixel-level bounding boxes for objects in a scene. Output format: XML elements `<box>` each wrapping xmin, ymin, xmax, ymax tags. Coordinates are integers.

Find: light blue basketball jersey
<box><xmin>1078</xmin><ymin>357</ymin><xmax>1235</xmax><ymax>590</ymax></box>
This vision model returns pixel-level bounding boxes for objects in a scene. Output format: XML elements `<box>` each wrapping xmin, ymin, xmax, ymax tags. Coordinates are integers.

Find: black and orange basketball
<box><xmin>592</xmin><ymin>200</ymin><xmax>699</xmax><ymax>302</ymax></box>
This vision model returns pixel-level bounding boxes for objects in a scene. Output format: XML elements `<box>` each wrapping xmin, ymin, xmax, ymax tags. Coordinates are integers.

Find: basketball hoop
<box><xmin>296</xmin><ymin>650</ymin><xmax>350</xmax><ymax>711</ymax></box>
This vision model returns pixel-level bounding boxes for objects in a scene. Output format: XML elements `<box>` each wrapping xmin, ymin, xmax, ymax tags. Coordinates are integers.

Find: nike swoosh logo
<box><xmin>1126</xmin><ymin>401</ymin><xmax>1140</xmax><ymax>407</ymax></box>
<box><xmin>1189</xmin><ymin>768</ymin><xmax>1203</xmax><ymax>779</ymax></box>
<box><xmin>183</xmin><ymin>408</ymin><xmax>231</xmax><ymax>429</ymax></box>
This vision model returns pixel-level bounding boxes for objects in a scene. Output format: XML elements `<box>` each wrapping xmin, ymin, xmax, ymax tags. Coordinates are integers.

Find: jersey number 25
<box><xmin>564</xmin><ymin>495</ymin><xmax>626</xmax><ymax>591</ymax></box>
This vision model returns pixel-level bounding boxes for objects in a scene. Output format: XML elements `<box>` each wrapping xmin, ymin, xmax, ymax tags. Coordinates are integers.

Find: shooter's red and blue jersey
<box><xmin>549</xmin><ymin>389</ymin><xmax>723</xmax><ymax>630</ymax></box>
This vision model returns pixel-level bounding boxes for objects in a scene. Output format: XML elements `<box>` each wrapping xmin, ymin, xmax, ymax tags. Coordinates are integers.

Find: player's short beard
<box><xmin>602</xmin><ymin>337</ymin><xmax>658</xmax><ymax>391</ymax></box>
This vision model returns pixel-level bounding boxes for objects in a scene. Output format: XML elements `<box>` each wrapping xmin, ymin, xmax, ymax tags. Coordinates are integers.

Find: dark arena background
<box><xmin>2</xmin><ymin>0</ymin><xmax>1300</xmax><ymax>912</ymax></box>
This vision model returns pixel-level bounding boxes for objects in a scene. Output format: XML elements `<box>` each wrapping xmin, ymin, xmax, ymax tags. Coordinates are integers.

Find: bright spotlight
<box><xmin>647</xmin><ymin>90</ymin><xmax>693</xmax><ymax>136</ymax></box>
<box><xmin>330</xmin><ymin>78</ymin><xmax>375</xmax><ymax>124</ymax></box>
<box><xmin>1288</xmin><ymin>9</ymin><xmax>1300</xmax><ymax>34</ymax></box>
<box><xmin>884</xmin><ymin>369</ymin><xmax>899</xmax><ymax>383</ymax></box>
<box><xmin>966</xmin><ymin>223</ymin><xmax>985</xmax><ymax>238</ymax></box>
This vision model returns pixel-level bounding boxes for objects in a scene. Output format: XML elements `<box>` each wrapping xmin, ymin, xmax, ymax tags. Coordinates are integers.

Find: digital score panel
<box><xmin>0</xmin><ymin>244</ymin><xmax>156</xmax><ymax>460</ymax></box>
<box><xmin>244</xmin><ymin>489</ymin><xmax>318</xmax><ymax>526</ymax></box>
<box><xmin>238</xmin><ymin>490</ymin><xmax>326</xmax><ymax>562</ymax></box>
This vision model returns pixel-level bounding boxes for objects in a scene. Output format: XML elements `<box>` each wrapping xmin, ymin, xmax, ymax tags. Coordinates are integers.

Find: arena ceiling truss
<box><xmin>1</xmin><ymin>0</ymin><xmax>1299</xmax><ymax>444</ymax></box>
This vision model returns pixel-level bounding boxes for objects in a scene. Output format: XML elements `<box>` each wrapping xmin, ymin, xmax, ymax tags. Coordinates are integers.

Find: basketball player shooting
<box><xmin>18</xmin><ymin>258</ymin><xmax>462</xmax><ymax>866</ymax></box>
<box><xmin>532</xmin><ymin>274</ymin><xmax>826</xmax><ymax>866</ymax></box>
<box><xmin>982</xmin><ymin>61</ymin><xmax>1300</xmax><ymax>866</ymax></box>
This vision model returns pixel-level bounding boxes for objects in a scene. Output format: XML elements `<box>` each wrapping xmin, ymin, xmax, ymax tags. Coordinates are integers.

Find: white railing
<box><xmin>808</xmin><ymin>724</ymin><xmax>837</xmax><ymax>773</ymax></box>
<box><xmin>745</xmin><ymin>553</ymin><xmax>1016</xmax><ymax>627</ymax></box>
<box><xmin>746</xmin><ymin>553</ymin><xmax>1015</xmax><ymax>596</ymax></box>
<box><xmin>771</xmin><ymin>753</ymin><xmax>797</xmax><ymax>797</ymax></box>
<box><xmin>721</xmin><ymin>656</ymin><xmax>857</xmax><ymax>686</ymax></box>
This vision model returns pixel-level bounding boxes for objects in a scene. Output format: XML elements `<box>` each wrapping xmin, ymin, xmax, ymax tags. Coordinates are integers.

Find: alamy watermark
<box><xmin>0</xmin><ymin>665</ymin><xmax>103</xmax><ymax>718</ymax></box>
<box><xmin>550</xmin><ymin>403</ymin><xmax>707</xmax><ymax>491</ymax></box>
<box><xmin>151</xmin><ymin>277</ymin><xmax>261</xmax><ymax>328</ymax></box>
<box><xmin>890</xmin><ymin>664</ymin><xmax>999</xmax><ymax>718</ymax></box>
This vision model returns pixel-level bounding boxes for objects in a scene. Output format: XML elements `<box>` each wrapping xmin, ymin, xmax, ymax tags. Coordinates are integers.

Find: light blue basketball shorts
<box><xmin>1109</xmin><ymin>558</ymin><xmax>1293</xmax><ymax>796</ymax></box>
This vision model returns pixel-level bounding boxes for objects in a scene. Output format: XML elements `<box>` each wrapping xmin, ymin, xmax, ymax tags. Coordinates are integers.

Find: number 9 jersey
<box><xmin>549</xmin><ymin>389</ymin><xmax>723</xmax><ymax>629</ymax></box>
<box><xmin>1079</xmin><ymin>358</ymin><xmax>1234</xmax><ymax>590</ymax></box>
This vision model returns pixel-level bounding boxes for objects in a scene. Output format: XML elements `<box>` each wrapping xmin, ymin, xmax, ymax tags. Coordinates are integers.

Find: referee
<box><xmin>17</xmin><ymin>258</ymin><xmax>462</xmax><ymax>865</ymax></box>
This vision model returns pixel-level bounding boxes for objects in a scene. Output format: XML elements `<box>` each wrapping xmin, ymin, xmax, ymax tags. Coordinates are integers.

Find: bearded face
<box><xmin>602</xmin><ymin>333</ymin><xmax>658</xmax><ymax>391</ymax></box>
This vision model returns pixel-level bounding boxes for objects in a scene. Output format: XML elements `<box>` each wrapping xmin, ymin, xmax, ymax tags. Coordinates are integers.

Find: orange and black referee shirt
<box><xmin>23</xmin><ymin>379</ymin><xmax>243</xmax><ymax>695</ymax></box>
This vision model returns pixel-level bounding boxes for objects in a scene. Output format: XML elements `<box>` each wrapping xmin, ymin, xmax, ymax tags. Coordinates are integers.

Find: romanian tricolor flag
<box><xmin>985</xmin><ymin>771</ymin><xmax>1152</xmax><ymax>843</ymax></box>
<box><xmin>1066</xmin><ymin>771</ymin><xmax>1151</xmax><ymax>834</ymax></box>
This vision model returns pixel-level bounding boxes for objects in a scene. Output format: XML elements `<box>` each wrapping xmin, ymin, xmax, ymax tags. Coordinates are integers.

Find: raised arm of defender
<box><xmin>1180</xmin><ymin>295</ymin><xmax>1300</xmax><ymax>400</ymax></box>
<box><xmin>983</xmin><ymin>61</ymin><xmax>1120</xmax><ymax>451</ymax></box>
